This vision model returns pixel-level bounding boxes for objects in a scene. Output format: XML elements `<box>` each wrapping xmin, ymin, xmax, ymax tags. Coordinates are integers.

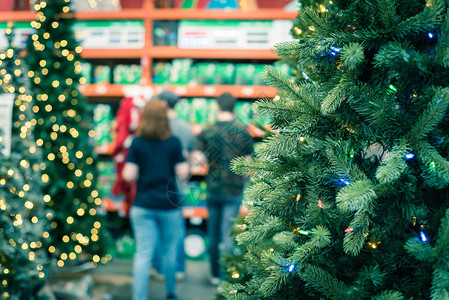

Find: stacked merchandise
<box><xmin>80</xmin><ymin>63</ymin><xmax>143</xmax><ymax>84</ymax></box>
<box><xmin>96</xmin><ymin>160</ymin><xmax>125</xmax><ymax>214</ymax></box>
<box><xmin>93</xmin><ymin>65</ymin><xmax>111</xmax><ymax>84</ymax></box>
<box><xmin>93</xmin><ymin>104</ymin><xmax>114</xmax><ymax>153</ymax></box>
<box><xmin>153</xmin><ymin>59</ymin><xmax>292</xmax><ymax>86</ymax></box>
<box><xmin>113</xmin><ymin>65</ymin><xmax>142</xmax><ymax>84</ymax></box>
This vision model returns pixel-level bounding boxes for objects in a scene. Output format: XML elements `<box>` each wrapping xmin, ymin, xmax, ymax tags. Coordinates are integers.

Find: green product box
<box><xmin>113</xmin><ymin>64</ymin><xmax>142</xmax><ymax>84</ymax></box>
<box><xmin>253</xmin><ymin>64</ymin><xmax>266</xmax><ymax>86</ymax></box>
<box><xmin>234</xmin><ymin>64</ymin><xmax>253</xmax><ymax>85</ymax></box>
<box><xmin>174</xmin><ymin>98</ymin><xmax>191</xmax><ymax>122</ymax></box>
<box><xmin>235</xmin><ymin>64</ymin><xmax>266</xmax><ymax>85</ymax></box>
<box><xmin>214</xmin><ymin>63</ymin><xmax>235</xmax><ymax>85</ymax></box>
<box><xmin>234</xmin><ymin>102</ymin><xmax>252</xmax><ymax>125</ymax></box>
<box><xmin>193</xmin><ymin>62</ymin><xmax>216</xmax><ymax>85</ymax></box>
<box><xmin>190</xmin><ymin>98</ymin><xmax>209</xmax><ymax>124</ymax></box>
<box><xmin>129</xmin><ymin>64</ymin><xmax>142</xmax><ymax>84</ymax></box>
<box><xmin>96</xmin><ymin>160</ymin><xmax>116</xmax><ymax>198</ymax></box>
<box><xmin>153</xmin><ymin>62</ymin><xmax>172</xmax><ymax>84</ymax></box>
<box><xmin>169</xmin><ymin>59</ymin><xmax>193</xmax><ymax>85</ymax></box>
<box><xmin>93</xmin><ymin>104</ymin><xmax>113</xmax><ymax>147</ymax></box>
<box><xmin>81</xmin><ymin>62</ymin><xmax>92</xmax><ymax>84</ymax></box>
<box><xmin>207</xmin><ymin>100</ymin><xmax>218</xmax><ymax>124</ymax></box>
<box><xmin>93</xmin><ymin>65</ymin><xmax>111</xmax><ymax>84</ymax></box>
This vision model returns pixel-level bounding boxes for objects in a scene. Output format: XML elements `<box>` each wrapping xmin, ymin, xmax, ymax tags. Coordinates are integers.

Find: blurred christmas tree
<box><xmin>0</xmin><ymin>24</ymin><xmax>49</xmax><ymax>299</ymax></box>
<box><xmin>220</xmin><ymin>0</ymin><xmax>449</xmax><ymax>299</ymax></box>
<box><xmin>292</xmin><ymin>0</ymin><xmax>336</xmax><ymax>39</ymax></box>
<box><xmin>25</xmin><ymin>0</ymin><xmax>109</xmax><ymax>267</ymax></box>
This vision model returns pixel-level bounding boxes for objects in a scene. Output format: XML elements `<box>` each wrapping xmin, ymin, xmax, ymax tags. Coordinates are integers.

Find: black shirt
<box><xmin>126</xmin><ymin>136</ymin><xmax>185</xmax><ymax>210</ymax></box>
<box><xmin>194</xmin><ymin>120</ymin><xmax>253</xmax><ymax>196</ymax></box>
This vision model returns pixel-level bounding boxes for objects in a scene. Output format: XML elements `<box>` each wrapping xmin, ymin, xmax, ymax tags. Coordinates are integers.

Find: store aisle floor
<box><xmin>90</xmin><ymin>258</ymin><xmax>218</xmax><ymax>300</ymax></box>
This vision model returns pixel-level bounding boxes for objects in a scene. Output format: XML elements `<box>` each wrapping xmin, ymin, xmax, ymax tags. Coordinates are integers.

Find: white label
<box><xmin>0</xmin><ymin>94</ymin><xmax>15</xmax><ymax>157</ymax></box>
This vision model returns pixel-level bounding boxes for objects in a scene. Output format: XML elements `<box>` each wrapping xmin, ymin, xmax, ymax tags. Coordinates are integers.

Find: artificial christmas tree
<box><xmin>221</xmin><ymin>0</ymin><xmax>449</xmax><ymax>299</ymax></box>
<box><xmin>0</xmin><ymin>25</ymin><xmax>49</xmax><ymax>299</ymax></box>
<box><xmin>25</xmin><ymin>0</ymin><xmax>109</xmax><ymax>266</ymax></box>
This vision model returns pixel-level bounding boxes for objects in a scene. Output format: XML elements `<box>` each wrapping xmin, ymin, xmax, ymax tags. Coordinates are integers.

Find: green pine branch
<box><xmin>321</xmin><ymin>77</ymin><xmax>351</xmax><ymax>114</ymax></box>
<box><xmin>431</xmin><ymin>208</ymin><xmax>449</xmax><ymax>299</ymax></box>
<box><xmin>262</xmin><ymin>66</ymin><xmax>321</xmax><ymax>113</ymax></box>
<box><xmin>236</xmin><ymin>217</ymin><xmax>286</xmax><ymax>246</ymax></box>
<box><xmin>341</xmin><ymin>43</ymin><xmax>366</xmax><ymax>72</ymax></box>
<box><xmin>408</xmin><ymin>87</ymin><xmax>449</xmax><ymax>140</ymax></box>
<box><xmin>371</xmin><ymin>290</ymin><xmax>405</xmax><ymax>300</ymax></box>
<box><xmin>336</xmin><ymin>180</ymin><xmax>377</xmax><ymax>212</ymax></box>
<box><xmin>301</xmin><ymin>265</ymin><xmax>352</xmax><ymax>299</ymax></box>
<box><xmin>375</xmin><ymin>144</ymin><xmax>409</xmax><ymax>184</ymax></box>
<box><xmin>376</xmin><ymin>0</ymin><xmax>399</xmax><ymax>28</ymax></box>
<box><xmin>343</xmin><ymin>209</ymin><xmax>371</xmax><ymax>256</ymax></box>
<box><xmin>414</xmin><ymin>141</ymin><xmax>449</xmax><ymax>185</ymax></box>
<box><xmin>395</xmin><ymin>0</ymin><xmax>445</xmax><ymax>40</ymax></box>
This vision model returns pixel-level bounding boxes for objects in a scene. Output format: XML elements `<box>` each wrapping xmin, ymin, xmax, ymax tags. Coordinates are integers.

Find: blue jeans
<box><xmin>130</xmin><ymin>206</ymin><xmax>183</xmax><ymax>300</ymax></box>
<box><xmin>153</xmin><ymin>220</ymin><xmax>186</xmax><ymax>273</ymax></box>
<box><xmin>206</xmin><ymin>194</ymin><xmax>241</xmax><ymax>278</ymax></box>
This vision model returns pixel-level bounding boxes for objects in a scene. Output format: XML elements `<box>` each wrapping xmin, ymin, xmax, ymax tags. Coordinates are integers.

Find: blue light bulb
<box><xmin>330</xmin><ymin>46</ymin><xmax>341</xmax><ymax>52</ymax></box>
<box><xmin>428</xmin><ymin>32</ymin><xmax>434</xmax><ymax>39</ymax></box>
<box><xmin>301</xmin><ymin>72</ymin><xmax>310</xmax><ymax>80</ymax></box>
<box><xmin>340</xmin><ymin>178</ymin><xmax>351</xmax><ymax>186</ymax></box>
<box><xmin>420</xmin><ymin>231</ymin><xmax>427</xmax><ymax>242</ymax></box>
<box><xmin>287</xmin><ymin>264</ymin><xmax>296</xmax><ymax>272</ymax></box>
<box><xmin>405</xmin><ymin>153</ymin><xmax>415</xmax><ymax>160</ymax></box>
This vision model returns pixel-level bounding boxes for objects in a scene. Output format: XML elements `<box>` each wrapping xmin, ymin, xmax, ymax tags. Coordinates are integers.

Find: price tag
<box><xmin>95</xmin><ymin>85</ymin><xmax>108</xmax><ymax>95</ymax></box>
<box><xmin>175</xmin><ymin>86</ymin><xmax>187</xmax><ymax>95</ymax></box>
<box><xmin>204</xmin><ymin>86</ymin><xmax>216</xmax><ymax>95</ymax></box>
<box><xmin>242</xmin><ymin>86</ymin><xmax>254</xmax><ymax>96</ymax></box>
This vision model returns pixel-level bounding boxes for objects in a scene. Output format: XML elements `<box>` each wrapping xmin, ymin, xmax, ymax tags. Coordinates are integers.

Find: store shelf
<box><xmin>1</xmin><ymin>8</ymin><xmax>296</xmax><ymax>22</ymax></box>
<box><xmin>152</xmin><ymin>9</ymin><xmax>297</xmax><ymax>20</ymax></box>
<box><xmin>154</xmin><ymin>84</ymin><xmax>277</xmax><ymax>98</ymax></box>
<box><xmin>81</xmin><ymin>49</ymin><xmax>144</xmax><ymax>59</ymax></box>
<box><xmin>0</xmin><ymin>9</ymin><xmax>146</xmax><ymax>22</ymax></box>
<box><xmin>75</xmin><ymin>9</ymin><xmax>145</xmax><ymax>20</ymax></box>
<box><xmin>0</xmin><ymin>11</ymin><xmax>34</xmax><ymax>22</ymax></box>
<box><xmin>149</xmin><ymin>46</ymin><xmax>278</xmax><ymax>59</ymax></box>
<box><xmin>183</xmin><ymin>206</ymin><xmax>208</xmax><ymax>219</ymax></box>
<box><xmin>81</xmin><ymin>84</ymin><xmax>278</xmax><ymax>98</ymax></box>
<box><xmin>80</xmin><ymin>84</ymin><xmax>125</xmax><ymax>97</ymax></box>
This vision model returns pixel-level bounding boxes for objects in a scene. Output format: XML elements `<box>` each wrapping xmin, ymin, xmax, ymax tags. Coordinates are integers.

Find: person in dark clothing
<box><xmin>123</xmin><ymin>100</ymin><xmax>188</xmax><ymax>300</ymax></box>
<box><xmin>192</xmin><ymin>92</ymin><xmax>254</xmax><ymax>285</ymax></box>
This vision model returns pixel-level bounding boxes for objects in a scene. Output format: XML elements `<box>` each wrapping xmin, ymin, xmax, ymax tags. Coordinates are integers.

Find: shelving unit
<box><xmin>1</xmin><ymin>0</ymin><xmax>295</xmax><ymax>94</ymax></box>
<box><xmin>1</xmin><ymin>0</ymin><xmax>295</xmax><ymax>217</ymax></box>
<box><xmin>80</xmin><ymin>84</ymin><xmax>278</xmax><ymax>99</ymax></box>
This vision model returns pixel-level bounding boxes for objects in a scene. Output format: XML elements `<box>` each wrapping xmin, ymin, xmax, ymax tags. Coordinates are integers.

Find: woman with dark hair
<box><xmin>123</xmin><ymin>100</ymin><xmax>188</xmax><ymax>300</ymax></box>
